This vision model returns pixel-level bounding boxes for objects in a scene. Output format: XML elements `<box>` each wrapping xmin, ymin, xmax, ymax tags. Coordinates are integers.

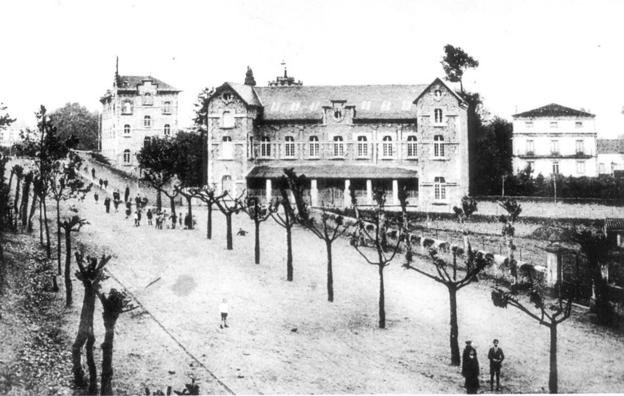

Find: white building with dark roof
<box><xmin>205</xmin><ymin>67</ymin><xmax>469</xmax><ymax>211</ymax></box>
<box><xmin>99</xmin><ymin>60</ymin><xmax>181</xmax><ymax>167</ymax></box>
<box><xmin>597</xmin><ymin>139</ymin><xmax>624</xmax><ymax>175</ymax></box>
<box><xmin>512</xmin><ymin>103</ymin><xmax>597</xmax><ymax>177</ymax></box>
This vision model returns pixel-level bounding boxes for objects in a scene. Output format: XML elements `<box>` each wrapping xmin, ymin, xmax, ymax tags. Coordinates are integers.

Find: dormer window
<box><xmin>143</xmin><ymin>93</ymin><xmax>153</xmax><ymax>106</ymax></box>
<box><xmin>333</xmin><ymin>109</ymin><xmax>343</xmax><ymax>121</ymax></box>
<box><xmin>434</xmin><ymin>89</ymin><xmax>442</xmax><ymax>100</ymax></box>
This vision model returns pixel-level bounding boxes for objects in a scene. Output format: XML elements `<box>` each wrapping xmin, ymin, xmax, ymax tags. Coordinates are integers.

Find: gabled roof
<box><xmin>116</xmin><ymin>75</ymin><xmax>180</xmax><ymax>92</ymax></box>
<box><xmin>412</xmin><ymin>77</ymin><xmax>466</xmax><ymax>106</ymax></box>
<box><xmin>513</xmin><ymin>103</ymin><xmax>594</xmax><ymax>118</ymax></box>
<box><xmin>597</xmin><ymin>139</ymin><xmax>624</xmax><ymax>154</ymax></box>
<box><xmin>213</xmin><ymin>82</ymin><xmax>263</xmax><ymax>107</ymax></box>
<box><xmin>253</xmin><ymin>84</ymin><xmax>428</xmax><ymax>121</ymax></box>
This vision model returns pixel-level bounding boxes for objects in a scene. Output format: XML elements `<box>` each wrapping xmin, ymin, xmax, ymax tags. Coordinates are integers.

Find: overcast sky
<box><xmin>1</xmin><ymin>0</ymin><xmax>623</xmax><ymax>136</ymax></box>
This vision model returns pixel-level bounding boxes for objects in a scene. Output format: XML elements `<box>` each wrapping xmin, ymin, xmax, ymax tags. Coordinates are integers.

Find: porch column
<box><xmin>265</xmin><ymin>179</ymin><xmax>272</xmax><ymax>203</ymax></box>
<box><xmin>344</xmin><ymin>179</ymin><xmax>351</xmax><ymax>208</ymax></box>
<box><xmin>392</xmin><ymin>179</ymin><xmax>399</xmax><ymax>206</ymax></box>
<box><xmin>366</xmin><ymin>179</ymin><xmax>373</xmax><ymax>205</ymax></box>
<box><xmin>311</xmin><ymin>179</ymin><xmax>318</xmax><ymax>207</ymax></box>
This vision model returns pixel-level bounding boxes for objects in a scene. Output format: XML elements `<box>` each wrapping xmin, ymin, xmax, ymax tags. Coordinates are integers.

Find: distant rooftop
<box><xmin>115</xmin><ymin>75</ymin><xmax>180</xmax><ymax>92</ymax></box>
<box><xmin>597</xmin><ymin>139</ymin><xmax>624</xmax><ymax>154</ymax></box>
<box><xmin>513</xmin><ymin>103</ymin><xmax>594</xmax><ymax>118</ymax></box>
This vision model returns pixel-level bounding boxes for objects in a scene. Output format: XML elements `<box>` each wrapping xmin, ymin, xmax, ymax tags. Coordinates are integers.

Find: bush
<box><xmin>88</xmin><ymin>151</ymin><xmax>111</xmax><ymax>165</ymax></box>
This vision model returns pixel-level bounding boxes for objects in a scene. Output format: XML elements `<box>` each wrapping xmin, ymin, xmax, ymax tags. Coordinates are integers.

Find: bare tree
<box><xmin>268</xmin><ymin>182</ymin><xmax>298</xmax><ymax>281</ymax></box>
<box><xmin>403</xmin><ymin>242</ymin><xmax>491</xmax><ymax>365</ymax></box>
<box><xmin>72</xmin><ymin>252</ymin><xmax>110</xmax><ymax>393</ymax></box>
<box><xmin>240</xmin><ymin>196</ymin><xmax>271</xmax><ymax>264</ymax></box>
<box><xmin>499</xmin><ymin>199</ymin><xmax>522</xmax><ymax>284</ymax></box>
<box><xmin>191</xmin><ymin>185</ymin><xmax>225</xmax><ymax>240</ymax></box>
<box><xmin>214</xmin><ymin>192</ymin><xmax>244</xmax><ymax>250</ymax></box>
<box><xmin>349</xmin><ymin>188</ymin><xmax>404</xmax><ymax>328</ymax></box>
<box><xmin>60</xmin><ymin>216</ymin><xmax>88</xmax><ymax>306</ymax></box>
<box><xmin>284</xmin><ymin>168</ymin><xmax>352</xmax><ymax>302</ymax></box>
<box><xmin>98</xmin><ymin>288</ymin><xmax>136</xmax><ymax>396</ymax></box>
<box><xmin>491</xmin><ymin>281</ymin><xmax>575</xmax><ymax>393</ymax></box>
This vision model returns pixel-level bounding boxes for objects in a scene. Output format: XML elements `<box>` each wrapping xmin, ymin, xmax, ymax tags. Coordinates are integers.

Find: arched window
<box><xmin>434</xmin><ymin>89</ymin><xmax>442</xmax><ymax>99</ymax></box>
<box><xmin>382</xmin><ymin>136</ymin><xmax>393</xmax><ymax>158</ymax></box>
<box><xmin>144</xmin><ymin>115</ymin><xmax>151</xmax><ymax>128</ymax></box>
<box><xmin>284</xmin><ymin>136</ymin><xmax>295</xmax><ymax>158</ymax></box>
<box><xmin>123</xmin><ymin>149</ymin><xmax>131</xmax><ymax>164</ymax></box>
<box><xmin>162</xmin><ymin>101</ymin><xmax>172</xmax><ymax>114</ymax></box>
<box><xmin>164</xmin><ymin>124</ymin><xmax>171</xmax><ymax>136</ymax></box>
<box><xmin>434</xmin><ymin>176</ymin><xmax>446</xmax><ymax>201</ymax></box>
<box><xmin>222</xmin><ymin>110</ymin><xmax>235</xmax><ymax>128</ymax></box>
<box><xmin>309</xmin><ymin>136</ymin><xmax>319</xmax><ymax>158</ymax></box>
<box><xmin>407</xmin><ymin>135</ymin><xmax>417</xmax><ymax>158</ymax></box>
<box><xmin>122</xmin><ymin>100</ymin><xmax>133</xmax><ymax>115</ymax></box>
<box><xmin>434</xmin><ymin>108</ymin><xmax>443</xmax><ymax>124</ymax></box>
<box><xmin>333</xmin><ymin>136</ymin><xmax>344</xmax><ymax>157</ymax></box>
<box><xmin>221</xmin><ymin>136</ymin><xmax>233</xmax><ymax>159</ymax></box>
<box><xmin>434</xmin><ymin>135</ymin><xmax>445</xmax><ymax>158</ymax></box>
<box><xmin>124</xmin><ymin>124</ymin><xmax>131</xmax><ymax>135</ymax></box>
<box><xmin>144</xmin><ymin>136</ymin><xmax>151</xmax><ymax>148</ymax></box>
<box><xmin>260</xmin><ymin>136</ymin><xmax>271</xmax><ymax>158</ymax></box>
<box><xmin>143</xmin><ymin>93</ymin><xmax>153</xmax><ymax>106</ymax></box>
<box><xmin>221</xmin><ymin>175</ymin><xmax>232</xmax><ymax>193</ymax></box>
<box><xmin>357</xmin><ymin>136</ymin><xmax>368</xmax><ymax>158</ymax></box>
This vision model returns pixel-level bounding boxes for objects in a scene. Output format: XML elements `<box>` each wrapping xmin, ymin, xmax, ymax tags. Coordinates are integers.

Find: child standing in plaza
<box><xmin>219</xmin><ymin>298</ymin><xmax>229</xmax><ymax>329</ymax></box>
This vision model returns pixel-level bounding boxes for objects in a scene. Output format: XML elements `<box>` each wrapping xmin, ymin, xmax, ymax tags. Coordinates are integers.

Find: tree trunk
<box><xmin>286</xmin><ymin>224</ymin><xmax>293</xmax><ymax>281</ymax></box>
<box><xmin>448</xmin><ymin>286</ymin><xmax>460</xmax><ymax>366</ymax></box>
<box><xmin>42</xmin><ymin>197</ymin><xmax>51</xmax><ymax>259</ymax></box>
<box><xmin>206</xmin><ymin>204</ymin><xmax>212</xmax><ymax>239</ymax></box>
<box><xmin>378</xmin><ymin>262</ymin><xmax>386</xmax><ymax>329</ymax></box>
<box><xmin>86</xmin><ymin>333</ymin><xmax>97</xmax><ymax>394</ymax></box>
<box><xmin>27</xmin><ymin>191</ymin><xmax>38</xmax><ymax>232</ymax></box>
<box><xmin>39</xmin><ymin>199</ymin><xmax>43</xmax><ymax>244</ymax></box>
<box><xmin>186</xmin><ymin>195</ymin><xmax>193</xmax><ymax>230</ymax></box>
<box><xmin>549</xmin><ymin>323</ymin><xmax>558</xmax><ymax>394</ymax></box>
<box><xmin>226</xmin><ymin>214</ymin><xmax>232</xmax><ymax>250</ymax></box>
<box><xmin>56</xmin><ymin>200</ymin><xmax>62</xmax><ymax>275</ymax></box>
<box><xmin>20</xmin><ymin>178</ymin><xmax>31</xmax><ymax>227</ymax></box>
<box><xmin>100</xmin><ymin>317</ymin><xmax>116</xmax><ymax>396</ymax></box>
<box><xmin>326</xmin><ymin>240</ymin><xmax>334</xmax><ymax>302</ymax></box>
<box><xmin>169</xmin><ymin>196</ymin><xmax>176</xmax><ymax>229</ymax></box>
<box><xmin>72</xmin><ymin>285</ymin><xmax>97</xmax><ymax>387</ymax></box>
<box><xmin>13</xmin><ymin>178</ymin><xmax>21</xmax><ymax>226</ymax></box>
<box><xmin>64</xmin><ymin>230</ymin><xmax>72</xmax><ymax>307</ymax></box>
<box><xmin>156</xmin><ymin>190</ymin><xmax>162</xmax><ymax>211</ymax></box>
<box><xmin>254</xmin><ymin>220</ymin><xmax>260</xmax><ymax>264</ymax></box>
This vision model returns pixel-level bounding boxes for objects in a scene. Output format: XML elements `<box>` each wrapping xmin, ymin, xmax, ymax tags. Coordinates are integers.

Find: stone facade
<box><xmin>99</xmin><ymin>71</ymin><xmax>180</xmax><ymax>169</ymax></box>
<box><xmin>512</xmin><ymin>104</ymin><xmax>597</xmax><ymax>177</ymax></box>
<box><xmin>206</xmin><ymin>74</ymin><xmax>469</xmax><ymax>212</ymax></box>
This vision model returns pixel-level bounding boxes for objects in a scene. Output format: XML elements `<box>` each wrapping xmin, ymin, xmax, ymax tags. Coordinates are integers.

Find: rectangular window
<box><xmin>575</xmin><ymin>121</ymin><xmax>583</xmax><ymax>128</ymax></box>
<box><xmin>550</xmin><ymin>121</ymin><xmax>558</xmax><ymax>128</ymax></box>
<box><xmin>576</xmin><ymin>160</ymin><xmax>585</xmax><ymax>174</ymax></box>
<box><xmin>222</xmin><ymin>111</ymin><xmax>235</xmax><ymax>128</ymax></box>
<box><xmin>260</xmin><ymin>139</ymin><xmax>271</xmax><ymax>158</ymax></box>
<box><xmin>356</xmin><ymin>138</ymin><xmax>368</xmax><ymax>158</ymax></box>
<box><xmin>552</xmin><ymin>161</ymin><xmax>559</xmax><ymax>174</ymax></box>
<box><xmin>406</xmin><ymin>137</ymin><xmax>417</xmax><ymax>158</ymax></box>
<box><xmin>284</xmin><ymin>139</ymin><xmax>295</xmax><ymax>158</ymax></box>
<box><xmin>333</xmin><ymin>141</ymin><xmax>344</xmax><ymax>157</ymax></box>
<box><xmin>309</xmin><ymin>137</ymin><xmax>319</xmax><ymax>158</ymax></box>
<box><xmin>525</xmin><ymin>121</ymin><xmax>533</xmax><ymax>128</ymax></box>
<box><xmin>162</xmin><ymin>101</ymin><xmax>172</xmax><ymax>114</ymax></box>
<box><xmin>576</xmin><ymin>140</ymin><xmax>584</xmax><ymax>154</ymax></box>
<box><xmin>550</xmin><ymin>140</ymin><xmax>559</xmax><ymax>155</ymax></box>
<box><xmin>434</xmin><ymin>177</ymin><xmax>446</xmax><ymax>201</ymax></box>
<box><xmin>526</xmin><ymin>140</ymin><xmax>534</xmax><ymax>155</ymax></box>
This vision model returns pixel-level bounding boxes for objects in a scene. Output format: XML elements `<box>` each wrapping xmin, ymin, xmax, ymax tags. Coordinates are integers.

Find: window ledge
<box><xmin>405</xmin><ymin>157</ymin><xmax>418</xmax><ymax>161</ymax></box>
<box><xmin>330</xmin><ymin>156</ymin><xmax>346</xmax><ymax>160</ymax></box>
<box><xmin>381</xmin><ymin>157</ymin><xmax>396</xmax><ymax>160</ymax></box>
<box><xmin>432</xmin><ymin>157</ymin><xmax>449</xmax><ymax>161</ymax></box>
<box><xmin>432</xmin><ymin>201</ymin><xmax>449</xmax><ymax>205</ymax></box>
<box><xmin>282</xmin><ymin>157</ymin><xmax>297</xmax><ymax>161</ymax></box>
<box><xmin>124</xmin><ymin>135</ymin><xmax>131</xmax><ymax>138</ymax></box>
<box><xmin>356</xmin><ymin>156</ymin><xmax>370</xmax><ymax>160</ymax></box>
<box><xmin>307</xmin><ymin>157</ymin><xmax>321</xmax><ymax>160</ymax></box>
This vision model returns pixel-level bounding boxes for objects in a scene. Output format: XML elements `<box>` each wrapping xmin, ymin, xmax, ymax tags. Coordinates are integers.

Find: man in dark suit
<box><xmin>488</xmin><ymin>338</ymin><xmax>505</xmax><ymax>391</ymax></box>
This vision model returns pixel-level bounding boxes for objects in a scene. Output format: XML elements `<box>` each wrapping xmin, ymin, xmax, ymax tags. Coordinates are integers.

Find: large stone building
<box><xmin>205</xmin><ymin>68</ymin><xmax>469</xmax><ymax>211</ymax></box>
<box><xmin>512</xmin><ymin>104</ymin><xmax>597</xmax><ymax>177</ymax></box>
<box><xmin>99</xmin><ymin>62</ymin><xmax>180</xmax><ymax>167</ymax></box>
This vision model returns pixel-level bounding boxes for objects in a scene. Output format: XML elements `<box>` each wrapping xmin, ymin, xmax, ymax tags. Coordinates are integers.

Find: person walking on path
<box><xmin>147</xmin><ymin>209</ymin><xmax>153</xmax><ymax>226</ymax></box>
<box><xmin>125</xmin><ymin>201</ymin><xmax>132</xmax><ymax>219</ymax></box>
<box><xmin>94</xmin><ymin>192</ymin><xmax>99</xmax><ymax>203</ymax></box>
<box><xmin>462</xmin><ymin>340</ymin><xmax>476</xmax><ymax>368</ymax></box>
<box><xmin>134</xmin><ymin>210</ymin><xmax>140</xmax><ymax>226</ymax></box>
<box><xmin>113</xmin><ymin>198</ymin><xmax>120</xmax><ymax>212</ymax></box>
<box><xmin>462</xmin><ymin>347</ymin><xmax>480</xmax><ymax>394</ymax></box>
<box><xmin>124</xmin><ymin>186</ymin><xmax>130</xmax><ymax>203</ymax></box>
<box><xmin>91</xmin><ymin>168</ymin><xmax>95</xmax><ymax>179</ymax></box>
<box><xmin>104</xmin><ymin>197</ymin><xmax>111</xmax><ymax>213</ymax></box>
<box><xmin>98</xmin><ymin>178</ymin><xmax>103</xmax><ymax>189</ymax></box>
<box><xmin>488</xmin><ymin>339</ymin><xmax>504</xmax><ymax>391</ymax></box>
<box><xmin>219</xmin><ymin>299</ymin><xmax>229</xmax><ymax>329</ymax></box>
<box><xmin>113</xmin><ymin>189</ymin><xmax>120</xmax><ymax>202</ymax></box>
<box><xmin>103</xmin><ymin>179</ymin><xmax>108</xmax><ymax>189</ymax></box>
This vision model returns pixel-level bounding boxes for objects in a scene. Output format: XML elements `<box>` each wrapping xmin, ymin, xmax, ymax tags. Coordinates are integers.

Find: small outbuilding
<box><xmin>604</xmin><ymin>218</ymin><xmax>624</xmax><ymax>248</ymax></box>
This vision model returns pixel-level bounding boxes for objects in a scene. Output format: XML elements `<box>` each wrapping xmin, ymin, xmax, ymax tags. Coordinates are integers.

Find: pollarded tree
<box><xmin>499</xmin><ymin>199</ymin><xmax>522</xmax><ymax>283</ymax></box>
<box><xmin>49</xmin><ymin>156</ymin><xmax>91</xmax><ymax>275</ymax></box>
<box><xmin>349</xmin><ymin>187</ymin><xmax>404</xmax><ymax>328</ymax></box>
<box><xmin>491</xmin><ymin>281</ymin><xmax>575</xmax><ymax>393</ymax></box>
<box><xmin>240</xmin><ymin>196</ymin><xmax>271</xmax><ymax>264</ymax></box>
<box><xmin>214</xmin><ymin>191</ymin><xmax>244</xmax><ymax>250</ymax></box>
<box><xmin>173</xmin><ymin>131</ymin><xmax>204</xmax><ymax>230</ymax></box>
<box><xmin>453</xmin><ymin>196</ymin><xmax>477</xmax><ymax>253</ymax></box>
<box><xmin>60</xmin><ymin>215</ymin><xmax>88</xmax><ymax>307</ymax></box>
<box><xmin>137</xmin><ymin>136</ymin><xmax>178</xmax><ymax>214</ymax></box>
<box><xmin>268</xmin><ymin>182</ymin><xmax>298</xmax><ymax>282</ymax></box>
<box><xmin>191</xmin><ymin>185</ymin><xmax>225</xmax><ymax>240</ymax></box>
<box><xmin>403</xmin><ymin>242</ymin><xmax>492</xmax><ymax>365</ymax></box>
<box><xmin>72</xmin><ymin>252</ymin><xmax>111</xmax><ymax>393</ymax></box>
<box><xmin>98</xmin><ymin>288</ymin><xmax>136</xmax><ymax>396</ymax></box>
<box><xmin>19</xmin><ymin>171</ymin><xmax>34</xmax><ymax>227</ymax></box>
<box><xmin>284</xmin><ymin>168</ymin><xmax>353</xmax><ymax>302</ymax></box>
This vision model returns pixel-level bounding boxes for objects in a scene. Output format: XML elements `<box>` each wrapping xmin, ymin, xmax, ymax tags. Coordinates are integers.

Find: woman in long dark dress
<box><xmin>462</xmin><ymin>348</ymin><xmax>480</xmax><ymax>394</ymax></box>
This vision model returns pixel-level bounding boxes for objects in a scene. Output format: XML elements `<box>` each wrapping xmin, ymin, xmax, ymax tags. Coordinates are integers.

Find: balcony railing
<box><xmin>251</xmin><ymin>141</ymin><xmax>420</xmax><ymax>161</ymax></box>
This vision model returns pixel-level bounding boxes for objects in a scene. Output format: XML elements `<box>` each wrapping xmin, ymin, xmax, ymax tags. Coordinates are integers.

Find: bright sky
<box><xmin>1</xmin><ymin>0</ymin><xmax>623</xmax><ymax>136</ymax></box>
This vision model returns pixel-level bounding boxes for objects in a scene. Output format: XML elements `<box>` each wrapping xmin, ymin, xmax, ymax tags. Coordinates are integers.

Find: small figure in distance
<box><xmin>462</xmin><ymin>348</ymin><xmax>480</xmax><ymax>394</ymax></box>
<box><xmin>219</xmin><ymin>298</ymin><xmax>229</xmax><ymax>329</ymax></box>
<box><xmin>236</xmin><ymin>228</ymin><xmax>247</xmax><ymax>236</ymax></box>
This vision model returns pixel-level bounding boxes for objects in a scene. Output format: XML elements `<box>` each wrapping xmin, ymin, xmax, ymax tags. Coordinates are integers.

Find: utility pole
<box><xmin>501</xmin><ymin>174</ymin><xmax>506</xmax><ymax>197</ymax></box>
<box><xmin>552</xmin><ymin>174</ymin><xmax>557</xmax><ymax>204</ymax></box>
